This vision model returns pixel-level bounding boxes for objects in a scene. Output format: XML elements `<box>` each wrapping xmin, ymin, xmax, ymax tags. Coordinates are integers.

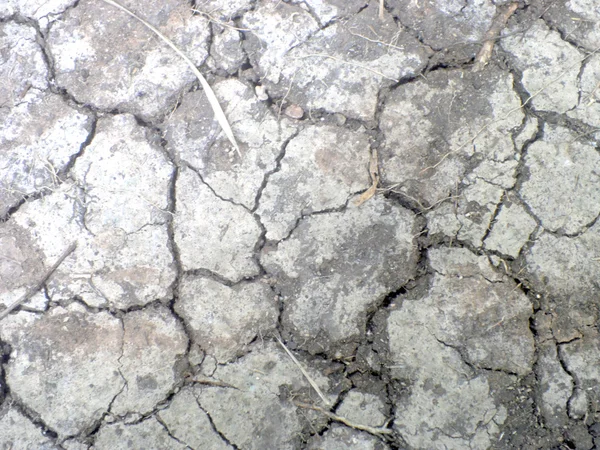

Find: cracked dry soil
<box><xmin>1</xmin><ymin>0</ymin><xmax>600</xmax><ymax>449</ymax></box>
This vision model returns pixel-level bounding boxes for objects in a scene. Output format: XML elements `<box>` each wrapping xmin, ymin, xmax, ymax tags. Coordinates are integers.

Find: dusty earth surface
<box><xmin>1</xmin><ymin>0</ymin><xmax>600</xmax><ymax>449</ymax></box>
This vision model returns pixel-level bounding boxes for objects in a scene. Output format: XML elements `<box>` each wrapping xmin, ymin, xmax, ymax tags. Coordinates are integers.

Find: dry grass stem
<box><xmin>347</xmin><ymin>29</ymin><xmax>405</xmax><ymax>52</ymax></box>
<box><xmin>300</xmin><ymin>54</ymin><xmax>399</xmax><ymax>82</ymax></box>
<box><xmin>294</xmin><ymin>401</ymin><xmax>393</xmax><ymax>436</ymax></box>
<box><xmin>0</xmin><ymin>242</ymin><xmax>77</xmax><ymax>321</ymax></box>
<box><xmin>278</xmin><ymin>74</ymin><xmax>296</xmax><ymax>118</ymax></box>
<box><xmin>275</xmin><ymin>335</ymin><xmax>330</xmax><ymax>406</ymax></box>
<box><xmin>100</xmin><ymin>0</ymin><xmax>241</xmax><ymax>157</ymax></box>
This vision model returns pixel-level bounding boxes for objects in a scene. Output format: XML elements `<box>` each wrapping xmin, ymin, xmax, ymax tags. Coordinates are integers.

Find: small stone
<box><xmin>284</xmin><ymin>104</ymin><xmax>304</xmax><ymax>119</ymax></box>
<box><xmin>255</xmin><ymin>85</ymin><xmax>269</xmax><ymax>101</ymax></box>
<box><xmin>333</xmin><ymin>113</ymin><xmax>347</xmax><ymax>125</ymax></box>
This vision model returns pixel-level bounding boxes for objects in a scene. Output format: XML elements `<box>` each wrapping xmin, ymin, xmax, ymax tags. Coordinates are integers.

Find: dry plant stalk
<box><xmin>275</xmin><ymin>335</ymin><xmax>331</xmax><ymax>406</ymax></box>
<box><xmin>0</xmin><ymin>243</ymin><xmax>77</xmax><ymax>321</ymax></box>
<box><xmin>100</xmin><ymin>0</ymin><xmax>241</xmax><ymax>157</ymax></box>
<box><xmin>294</xmin><ymin>401</ymin><xmax>393</xmax><ymax>436</ymax></box>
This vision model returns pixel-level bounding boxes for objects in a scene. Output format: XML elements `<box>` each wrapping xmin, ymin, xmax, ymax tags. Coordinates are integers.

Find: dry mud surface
<box><xmin>1</xmin><ymin>1</ymin><xmax>600</xmax><ymax>449</ymax></box>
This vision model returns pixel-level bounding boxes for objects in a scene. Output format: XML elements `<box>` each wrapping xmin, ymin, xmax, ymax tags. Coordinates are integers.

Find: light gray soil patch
<box><xmin>0</xmin><ymin>22</ymin><xmax>48</xmax><ymax>105</ymax></box>
<box><xmin>262</xmin><ymin>197</ymin><xmax>419</xmax><ymax>356</ymax></box>
<box><xmin>484</xmin><ymin>192</ymin><xmax>537</xmax><ymax>258</ymax></box>
<box><xmin>173</xmin><ymin>165</ymin><xmax>261</xmax><ymax>281</ymax></box>
<box><xmin>389</xmin><ymin>0</ymin><xmax>496</xmax><ymax>51</ymax></box>
<box><xmin>3</xmin><ymin>0</ymin><xmax>600</xmax><ymax>448</ymax></box>
<box><xmin>0</xmin><ymin>405</ymin><xmax>58</xmax><ymax>449</ymax></box>
<box><xmin>194</xmin><ymin>342</ymin><xmax>334</xmax><ymax>449</ymax></box>
<box><xmin>47</xmin><ymin>0</ymin><xmax>211</xmax><ymax>122</ymax></box>
<box><xmin>380</xmin><ymin>67</ymin><xmax>523</xmax><ymax>208</ymax></box>
<box><xmin>244</xmin><ymin>2</ymin><xmax>431</xmax><ymax>121</ymax></box>
<box><xmin>176</xmin><ymin>275</ymin><xmax>278</xmax><ymax>363</ymax></box>
<box><xmin>0</xmin><ymin>304</ymin><xmax>124</xmax><ymax>438</ymax></box>
<box><xmin>93</xmin><ymin>417</ymin><xmax>189</xmax><ymax>450</ymax></box>
<box><xmin>257</xmin><ymin>124</ymin><xmax>371</xmax><ymax>241</ymax></box>
<box><xmin>163</xmin><ymin>78</ymin><xmax>297</xmax><ymax>208</ymax></box>
<box><xmin>306</xmin><ymin>424</ymin><xmax>387</xmax><ymax>450</ymax></box>
<box><xmin>501</xmin><ymin>20</ymin><xmax>582</xmax><ymax>114</ymax></box>
<box><xmin>157</xmin><ymin>387</ymin><xmax>233</xmax><ymax>449</ymax></box>
<box><xmin>109</xmin><ymin>305</ymin><xmax>188</xmax><ymax>417</ymax></box>
<box><xmin>519</xmin><ymin>124</ymin><xmax>600</xmax><ymax>234</ymax></box>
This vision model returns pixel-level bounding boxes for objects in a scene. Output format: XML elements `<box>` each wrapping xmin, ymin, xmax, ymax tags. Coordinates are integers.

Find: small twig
<box><xmin>293</xmin><ymin>401</ymin><xmax>393</xmax><ymax>436</ymax></box>
<box><xmin>473</xmin><ymin>3</ymin><xmax>519</xmax><ymax>72</ymax></box>
<box><xmin>100</xmin><ymin>0</ymin><xmax>241</xmax><ymax>157</ymax></box>
<box><xmin>187</xmin><ymin>376</ymin><xmax>239</xmax><ymax>389</ymax></box>
<box><xmin>275</xmin><ymin>335</ymin><xmax>330</xmax><ymax>406</ymax></box>
<box><xmin>0</xmin><ymin>243</ymin><xmax>77</xmax><ymax>321</ymax></box>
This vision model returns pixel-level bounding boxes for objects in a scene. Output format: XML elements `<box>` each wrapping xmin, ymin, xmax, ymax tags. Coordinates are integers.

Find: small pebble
<box><xmin>334</xmin><ymin>113</ymin><xmax>347</xmax><ymax>125</ymax></box>
<box><xmin>284</xmin><ymin>104</ymin><xmax>304</xmax><ymax>119</ymax></box>
<box><xmin>255</xmin><ymin>85</ymin><xmax>269</xmax><ymax>101</ymax></box>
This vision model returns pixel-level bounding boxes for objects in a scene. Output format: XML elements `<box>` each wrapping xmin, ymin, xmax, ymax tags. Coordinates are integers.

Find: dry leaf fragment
<box><xmin>354</xmin><ymin>148</ymin><xmax>380</xmax><ymax>206</ymax></box>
